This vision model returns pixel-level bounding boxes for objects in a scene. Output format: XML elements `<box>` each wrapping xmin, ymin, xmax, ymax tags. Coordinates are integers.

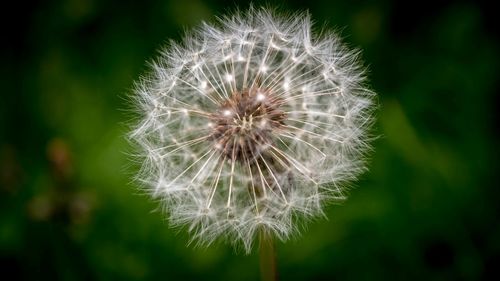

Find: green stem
<box><xmin>259</xmin><ymin>230</ymin><xmax>278</xmax><ymax>281</ymax></box>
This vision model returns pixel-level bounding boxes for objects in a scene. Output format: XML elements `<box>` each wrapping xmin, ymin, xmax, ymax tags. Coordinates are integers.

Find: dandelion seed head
<box><xmin>130</xmin><ymin>7</ymin><xmax>376</xmax><ymax>253</ymax></box>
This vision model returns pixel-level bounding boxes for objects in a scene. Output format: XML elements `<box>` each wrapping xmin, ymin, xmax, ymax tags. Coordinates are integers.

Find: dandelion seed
<box><xmin>129</xmin><ymin>7</ymin><xmax>376</xmax><ymax>254</ymax></box>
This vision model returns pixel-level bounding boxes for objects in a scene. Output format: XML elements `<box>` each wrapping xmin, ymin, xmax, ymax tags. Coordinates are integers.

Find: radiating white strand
<box><xmin>174</xmin><ymin>76</ymin><xmax>219</xmax><ymax>105</ymax></box>
<box><xmin>207</xmin><ymin>155</ymin><xmax>226</xmax><ymax>209</ymax></box>
<box><xmin>243</xmin><ymin>148</ymin><xmax>260</xmax><ymax>214</ymax></box>
<box><xmin>163</xmin><ymin>147</ymin><xmax>215</xmax><ymax>189</ymax></box>
<box><xmin>284</xmin><ymin>124</ymin><xmax>344</xmax><ymax>143</ymax></box>
<box><xmin>277</xmin><ymin>133</ymin><xmax>326</xmax><ymax>157</ymax></box>
<box><xmin>258</xmin><ymin>154</ymin><xmax>288</xmax><ymax>204</ymax></box>
<box><xmin>226</xmin><ymin>139</ymin><xmax>237</xmax><ymax>208</ymax></box>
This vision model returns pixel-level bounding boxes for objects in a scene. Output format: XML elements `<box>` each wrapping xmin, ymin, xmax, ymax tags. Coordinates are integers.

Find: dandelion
<box><xmin>130</xmin><ymin>6</ymin><xmax>375</xmax><ymax>261</ymax></box>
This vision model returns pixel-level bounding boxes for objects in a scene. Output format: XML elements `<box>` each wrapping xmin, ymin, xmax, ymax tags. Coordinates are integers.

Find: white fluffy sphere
<box><xmin>130</xmin><ymin>7</ymin><xmax>376</xmax><ymax>253</ymax></box>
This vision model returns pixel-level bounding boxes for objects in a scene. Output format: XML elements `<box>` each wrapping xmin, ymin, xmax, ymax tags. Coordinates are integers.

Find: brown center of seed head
<box><xmin>209</xmin><ymin>87</ymin><xmax>286</xmax><ymax>163</ymax></box>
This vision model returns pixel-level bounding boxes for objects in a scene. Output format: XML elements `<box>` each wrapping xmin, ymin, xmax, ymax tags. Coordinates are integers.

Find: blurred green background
<box><xmin>1</xmin><ymin>0</ymin><xmax>498</xmax><ymax>280</ymax></box>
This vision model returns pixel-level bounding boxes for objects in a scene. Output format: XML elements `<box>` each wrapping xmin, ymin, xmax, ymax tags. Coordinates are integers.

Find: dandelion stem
<box><xmin>259</xmin><ymin>230</ymin><xmax>278</xmax><ymax>281</ymax></box>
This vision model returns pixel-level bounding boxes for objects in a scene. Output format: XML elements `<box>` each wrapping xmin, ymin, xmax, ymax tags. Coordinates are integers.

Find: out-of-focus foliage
<box><xmin>1</xmin><ymin>0</ymin><xmax>498</xmax><ymax>280</ymax></box>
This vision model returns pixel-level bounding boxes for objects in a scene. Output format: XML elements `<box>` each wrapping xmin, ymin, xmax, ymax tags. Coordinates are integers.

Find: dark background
<box><xmin>1</xmin><ymin>0</ymin><xmax>498</xmax><ymax>280</ymax></box>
